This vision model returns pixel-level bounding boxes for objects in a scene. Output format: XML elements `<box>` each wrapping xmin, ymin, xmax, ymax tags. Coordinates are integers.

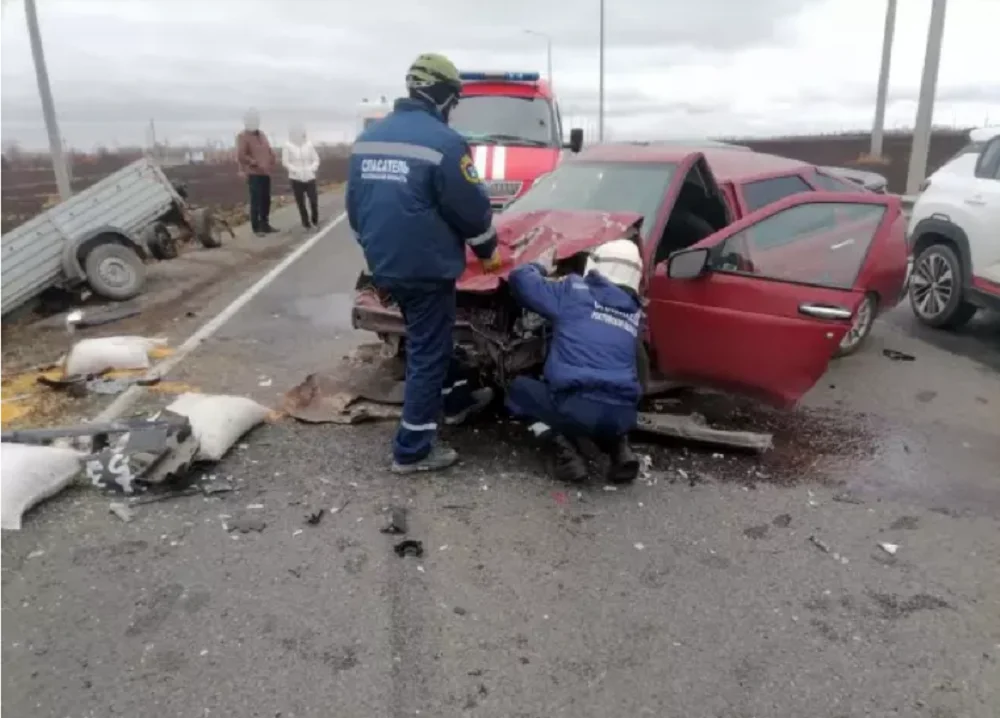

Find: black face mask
<box><xmin>411</xmin><ymin>83</ymin><xmax>460</xmax><ymax>121</ymax></box>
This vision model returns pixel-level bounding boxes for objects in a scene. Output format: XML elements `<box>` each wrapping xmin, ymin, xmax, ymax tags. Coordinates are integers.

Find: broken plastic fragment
<box><xmin>878</xmin><ymin>542</ymin><xmax>899</xmax><ymax>556</ymax></box>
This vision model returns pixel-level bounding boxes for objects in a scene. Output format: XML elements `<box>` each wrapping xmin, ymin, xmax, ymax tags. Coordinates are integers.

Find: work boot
<box><xmin>605</xmin><ymin>435</ymin><xmax>640</xmax><ymax>484</ymax></box>
<box><xmin>549</xmin><ymin>435</ymin><xmax>588</xmax><ymax>484</ymax></box>
<box><xmin>263</xmin><ymin>225</ymin><xmax>279</xmax><ymax>234</ymax></box>
<box><xmin>444</xmin><ymin>387</ymin><xmax>495</xmax><ymax>425</ymax></box>
<box><xmin>391</xmin><ymin>444</ymin><xmax>459</xmax><ymax>475</ymax></box>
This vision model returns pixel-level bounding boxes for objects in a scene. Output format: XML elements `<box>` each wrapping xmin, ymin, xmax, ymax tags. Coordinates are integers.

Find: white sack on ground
<box><xmin>1</xmin><ymin>443</ymin><xmax>85</xmax><ymax>530</ymax></box>
<box><xmin>63</xmin><ymin>336</ymin><xmax>168</xmax><ymax>377</ymax></box>
<box><xmin>166</xmin><ymin>393</ymin><xmax>271</xmax><ymax>461</ymax></box>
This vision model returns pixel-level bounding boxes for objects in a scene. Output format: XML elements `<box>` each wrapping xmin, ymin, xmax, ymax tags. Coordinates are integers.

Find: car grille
<box><xmin>486</xmin><ymin>180</ymin><xmax>523</xmax><ymax>199</ymax></box>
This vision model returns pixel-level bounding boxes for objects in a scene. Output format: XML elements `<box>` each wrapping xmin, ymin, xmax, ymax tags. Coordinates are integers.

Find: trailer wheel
<box><xmin>84</xmin><ymin>241</ymin><xmax>147</xmax><ymax>301</ymax></box>
<box><xmin>146</xmin><ymin>222</ymin><xmax>178</xmax><ymax>260</ymax></box>
<box><xmin>191</xmin><ymin>208</ymin><xmax>222</xmax><ymax>248</ymax></box>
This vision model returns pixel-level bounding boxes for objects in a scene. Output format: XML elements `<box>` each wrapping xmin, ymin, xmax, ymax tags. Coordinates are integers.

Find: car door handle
<box><xmin>799</xmin><ymin>303</ymin><xmax>852</xmax><ymax>320</ymax></box>
<box><xmin>964</xmin><ymin>196</ymin><xmax>986</xmax><ymax>206</ymax></box>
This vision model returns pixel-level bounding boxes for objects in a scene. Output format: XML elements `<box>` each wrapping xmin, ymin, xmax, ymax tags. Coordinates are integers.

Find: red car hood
<box><xmin>468</xmin><ymin>144</ymin><xmax>558</xmax><ymax>183</ymax></box>
<box><xmin>458</xmin><ymin>209</ymin><xmax>644</xmax><ymax>292</ymax></box>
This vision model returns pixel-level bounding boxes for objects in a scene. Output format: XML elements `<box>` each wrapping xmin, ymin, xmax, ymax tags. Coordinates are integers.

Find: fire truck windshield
<box><xmin>450</xmin><ymin>95</ymin><xmax>557</xmax><ymax>147</ymax></box>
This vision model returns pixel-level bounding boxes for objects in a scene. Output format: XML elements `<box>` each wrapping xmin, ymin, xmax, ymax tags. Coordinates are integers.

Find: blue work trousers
<box><xmin>505</xmin><ymin>376</ymin><xmax>636</xmax><ymax>440</ymax></box>
<box><xmin>382</xmin><ymin>280</ymin><xmax>477</xmax><ymax>465</ymax></box>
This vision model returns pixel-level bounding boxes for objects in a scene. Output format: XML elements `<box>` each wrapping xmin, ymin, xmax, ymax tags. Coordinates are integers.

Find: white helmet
<box><xmin>585</xmin><ymin>239</ymin><xmax>642</xmax><ymax>293</ymax></box>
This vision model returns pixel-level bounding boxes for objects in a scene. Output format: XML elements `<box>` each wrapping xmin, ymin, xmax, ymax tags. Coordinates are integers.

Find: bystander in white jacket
<box><xmin>282</xmin><ymin>126</ymin><xmax>320</xmax><ymax>182</ymax></box>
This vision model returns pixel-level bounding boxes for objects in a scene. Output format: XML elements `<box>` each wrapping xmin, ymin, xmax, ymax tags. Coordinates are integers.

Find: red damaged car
<box><xmin>352</xmin><ymin>144</ymin><xmax>909</xmax><ymax>409</ymax></box>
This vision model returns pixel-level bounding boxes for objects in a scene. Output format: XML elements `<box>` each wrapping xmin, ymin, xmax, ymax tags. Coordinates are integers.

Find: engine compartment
<box><xmin>353</xmin><ymin>250</ymin><xmax>593</xmax><ymax>386</ymax></box>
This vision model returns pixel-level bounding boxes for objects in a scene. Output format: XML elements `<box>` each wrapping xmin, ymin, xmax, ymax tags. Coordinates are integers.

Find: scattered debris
<box><xmin>305</xmin><ymin>509</ymin><xmax>325</xmax><ymax>525</ymax></box>
<box><xmin>889</xmin><ymin>515</ymin><xmax>920</xmax><ymax>530</ymax></box>
<box><xmin>634</xmin><ymin>542</ymin><xmax>646</xmax><ymax>551</ymax></box>
<box><xmin>69</xmin><ymin>305</ymin><xmax>142</xmax><ymax>329</ymax></box>
<box><xmin>200</xmin><ymin>476</ymin><xmax>234</xmax><ymax>495</ymax></box>
<box><xmin>258</xmin><ymin>376</ymin><xmax>273</xmax><ymax>387</ymax></box>
<box><xmin>772</xmin><ymin>513</ymin><xmax>793</xmax><ymax>528</ymax></box>
<box><xmin>1</xmin><ymin>442</ymin><xmax>86</xmax><ymax>530</ymax></box>
<box><xmin>380</xmin><ymin>507</ymin><xmax>408</xmax><ymax>535</ymax></box>
<box><xmin>832</xmin><ymin>492</ymin><xmax>865</xmax><ymax>505</ymax></box>
<box><xmin>602</xmin><ymin>485</ymin><xmax>618</xmax><ymax>492</ymax></box>
<box><xmin>552</xmin><ymin>491</ymin><xmax>569</xmax><ymax>505</ymax></box>
<box><xmin>394</xmin><ymin>539</ymin><xmax>424</xmax><ymax>558</ymax></box>
<box><xmin>130</xmin><ymin>487</ymin><xmax>201</xmax><ymax>505</ymax></box>
<box><xmin>915</xmin><ymin>390</ymin><xmax>937</xmax><ymax>403</ymax></box>
<box><xmin>882</xmin><ymin>349</ymin><xmax>915</xmax><ymax>362</ymax></box>
<box><xmin>27</xmin><ymin>549</ymin><xmax>46</xmax><ymax>559</ymax></box>
<box><xmin>293</xmin><ymin>529</ymin><xmax>304</xmax><ymax>537</ymax></box>
<box><xmin>166</xmin><ymin>393</ymin><xmax>270</xmax><ymax>461</ymax></box>
<box><xmin>109</xmin><ymin>502</ymin><xmax>136</xmax><ymax>523</ymax></box>
<box><xmin>878</xmin><ymin>542</ymin><xmax>899</xmax><ymax>556</ymax></box>
<box><xmin>635</xmin><ymin>412</ymin><xmax>773</xmax><ymax>452</ymax></box>
<box><xmin>808</xmin><ymin>535</ymin><xmax>831</xmax><ymax>553</ymax></box>
<box><xmin>453</xmin><ymin>606</ymin><xmax>468</xmax><ymax>616</ymax></box>
<box><xmin>63</xmin><ymin>335</ymin><xmax>167</xmax><ymax>376</ymax></box>
<box><xmin>744</xmin><ymin>524</ymin><xmax>769</xmax><ymax>540</ymax></box>
<box><xmin>227</xmin><ymin>515</ymin><xmax>266</xmax><ymax>533</ymax></box>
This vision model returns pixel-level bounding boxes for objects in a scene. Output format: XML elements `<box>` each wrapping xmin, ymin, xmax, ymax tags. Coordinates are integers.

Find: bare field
<box><xmin>1</xmin><ymin>130</ymin><xmax>969</xmax><ymax>233</ymax></box>
<box><xmin>1</xmin><ymin>153</ymin><xmax>350</xmax><ymax>233</ymax></box>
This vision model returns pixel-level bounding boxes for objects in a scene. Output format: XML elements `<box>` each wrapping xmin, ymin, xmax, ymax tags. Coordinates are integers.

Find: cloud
<box><xmin>1</xmin><ymin>0</ymin><xmax>998</xmax><ymax>148</ymax></box>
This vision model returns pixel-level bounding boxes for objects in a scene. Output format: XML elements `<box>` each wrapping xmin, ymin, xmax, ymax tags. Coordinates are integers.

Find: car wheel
<box><xmin>83</xmin><ymin>241</ymin><xmax>147</xmax><ymax>301</ymax></box>
<box><xmin>834</xmin><ymin>292</ymin><xmax>876</xmax><ymax>358</ymax></box>
<box><xmin>909</xmin><ymin>243</ymin><xmax>977</xmax><ymax>329</ymax></box>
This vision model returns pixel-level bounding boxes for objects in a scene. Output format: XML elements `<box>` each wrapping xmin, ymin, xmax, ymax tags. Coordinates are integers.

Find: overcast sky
<box><xmin>2</xmin><ymin>0</ymin><xmax>998</xmax><ymax>149</ymax></box>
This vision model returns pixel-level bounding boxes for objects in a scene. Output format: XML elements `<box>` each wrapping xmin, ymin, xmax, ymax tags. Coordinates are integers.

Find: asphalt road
<box><xmin>4</xmin><ymin>194</ymin><xmax>1000</xmax><ymax>718</ymax></box>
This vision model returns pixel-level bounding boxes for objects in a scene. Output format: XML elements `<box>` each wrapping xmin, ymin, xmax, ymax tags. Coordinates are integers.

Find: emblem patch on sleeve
<box><xmin>460</xmin><ymin>154</ymin><xmax>482</xmax><ymax>184</ymax></box>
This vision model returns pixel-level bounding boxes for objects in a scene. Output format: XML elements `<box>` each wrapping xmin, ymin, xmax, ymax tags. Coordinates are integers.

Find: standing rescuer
<box><xmin>347</xmin><ymin>52</ymin><xmax>503</xmax><ymax>474</ymax></box>
<box><xmin>236</xmin><ymin>108</ymin><xmax>278</xmax><ymax>237</ymax></box>
<box><xmin>506</xmin><ymin>240</ymin><xmax>644</xmax><ymax>484</ymax></box>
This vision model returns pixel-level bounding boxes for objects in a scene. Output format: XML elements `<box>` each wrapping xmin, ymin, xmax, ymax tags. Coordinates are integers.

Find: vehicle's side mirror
<box><xmin>566</xmin><ymin>128</ymin><xmax>583</xmax><ymax>153</ymax></box>
<box><xmin>666</xmin><ymin>247</ymin><xmax>710</xmax><ymax>280</ymax></box>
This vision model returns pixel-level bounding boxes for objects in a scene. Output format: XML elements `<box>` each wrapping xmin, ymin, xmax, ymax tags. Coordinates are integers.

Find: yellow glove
<box><xmin>481</xmin><ymin>249</ymin><xmax>503</xmax><ymax>273</ymax></box>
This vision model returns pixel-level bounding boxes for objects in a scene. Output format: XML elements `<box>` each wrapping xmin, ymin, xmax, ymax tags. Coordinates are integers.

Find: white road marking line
<box><xmin>492</xmin><ymin>145</ymin><xmax>506</xmax><ymax>180</ymax></box>
<box><xmin>473</xmin><ymin>145</ymin><xmax>488</xmax><ymax>178</ymax></box>
<box><xmin>93</xmin><ymin>212</ymin><xmax>348</xmax><ymax>422</ymax></box>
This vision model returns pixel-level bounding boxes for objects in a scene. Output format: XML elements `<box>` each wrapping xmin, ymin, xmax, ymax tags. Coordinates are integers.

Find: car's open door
<box><xmin>644</xmin><ymin>191</ymin><xmax>899</xmax><ymax>407</ymax></box>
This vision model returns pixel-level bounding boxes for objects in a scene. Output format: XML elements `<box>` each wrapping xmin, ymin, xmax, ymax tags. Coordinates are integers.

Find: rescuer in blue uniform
<box><xmin>506</xmin><ymin>240</ymin><xmax>644</xmax><ymax>484</ymax></box>
<box><xmin>347</xmin><ymin>53</ymin><xmax>502</xmax><ymax>474</ymax></box>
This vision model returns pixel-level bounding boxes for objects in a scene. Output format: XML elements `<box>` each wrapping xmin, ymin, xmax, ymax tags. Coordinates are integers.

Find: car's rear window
<box><xmin>505</xmin><ymin>162</ymin><xmax>677</xmax><ymax>240</ymax></box>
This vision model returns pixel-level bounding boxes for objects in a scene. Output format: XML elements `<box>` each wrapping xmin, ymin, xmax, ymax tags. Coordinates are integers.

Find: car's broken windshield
<box><xmin>506</xmin><ymin>162</ymin><xmax>677</xmax><ymax>240</ymax></box>
<box><xmin>450</xmin><ymin>95</ymin><xmax>558</xmax><ymax>147</ymax></box>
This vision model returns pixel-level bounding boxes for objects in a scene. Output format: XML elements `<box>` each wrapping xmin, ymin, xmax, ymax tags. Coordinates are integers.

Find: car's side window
<box><xmin>713</xmin><ymin>202</ymin><xmax>886</xmax><ymax>290</ymax></box>
<box><xmin>741</xmin><ymin>174</ymin><xmax>813</xmax><ymax>212</ymax></box>
<box><xmin>975</xmin><ymin>137</ymin><xmax>1000</xmax><ymax>180</ymax></box>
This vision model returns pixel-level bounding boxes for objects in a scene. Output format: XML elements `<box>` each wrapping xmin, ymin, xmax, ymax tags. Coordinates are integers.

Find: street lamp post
<box><xmin>598</xmin><ymin>0</ymin><xmax>605</xmax><ymax>142</ymax></box>
<box><xmin>870</xmin><ymin>0</ymin><xmax>897</xmax><ymax>158</ymax></box>
<box><xmin>906</xmin><ymin>0</ymin><xmax>948</xmax><ymax>196</ymax></box>
<box><xmin>524</xmin><ymin>29</ymin><xmax>553</xmax><ymax>92</ymax></box>
<box><xmin>24</xmin><ymin>0</ymin><xmax>72</xmax><ymax>201</ymax></box>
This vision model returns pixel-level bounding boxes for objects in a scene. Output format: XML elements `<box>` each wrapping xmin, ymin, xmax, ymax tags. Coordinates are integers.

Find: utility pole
<box><xmin>906</xmin><ymin>0</ymin><xmax>948</xmax><ymax>196</ymax></box>
<box><xmin>598</xmin><ymin>0</ymin><xmax>605</xmax><ymax>142</ymax></box>
<box><xmin>24</xmin><ymin>0</ymin><xmax>72</xmax><ymax>200</ymax></box>
<box><xmin>870</xmin><ymin>0</ymin><xmax>897</xmax><ymax>158</ymax></box>
<box><xmin>524</xmin><ymin>29</ymin><xmax>553</xmax><ymax>91</ymax></box>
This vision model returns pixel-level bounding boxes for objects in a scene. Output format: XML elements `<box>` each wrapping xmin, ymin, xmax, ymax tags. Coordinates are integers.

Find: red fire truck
<box><xmin>452</xmin><ymin>71</ymin><xmax>584</xmax><ymax>211</ymax></box>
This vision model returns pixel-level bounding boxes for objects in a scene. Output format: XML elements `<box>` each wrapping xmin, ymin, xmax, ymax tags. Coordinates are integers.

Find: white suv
<box><xmin>907</xmin><ymin>132</ymin><xmax>1000</xmax><ymax>328</ymax></box>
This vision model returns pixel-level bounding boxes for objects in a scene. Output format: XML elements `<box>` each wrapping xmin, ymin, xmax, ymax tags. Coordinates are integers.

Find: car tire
<box><xmin>834</xmin><ymin>292</ymin><xmax>877</xmax><ymax>358</ymax></box>
<box><xmin>909</xmin><ymin>242</ymin><xmax>977</xmax><ymax>329</ymax></box>
<box><xmin>83</xmin><ymin>241</ymin><xmax>147</xmax><ymax>301</ymax></box>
